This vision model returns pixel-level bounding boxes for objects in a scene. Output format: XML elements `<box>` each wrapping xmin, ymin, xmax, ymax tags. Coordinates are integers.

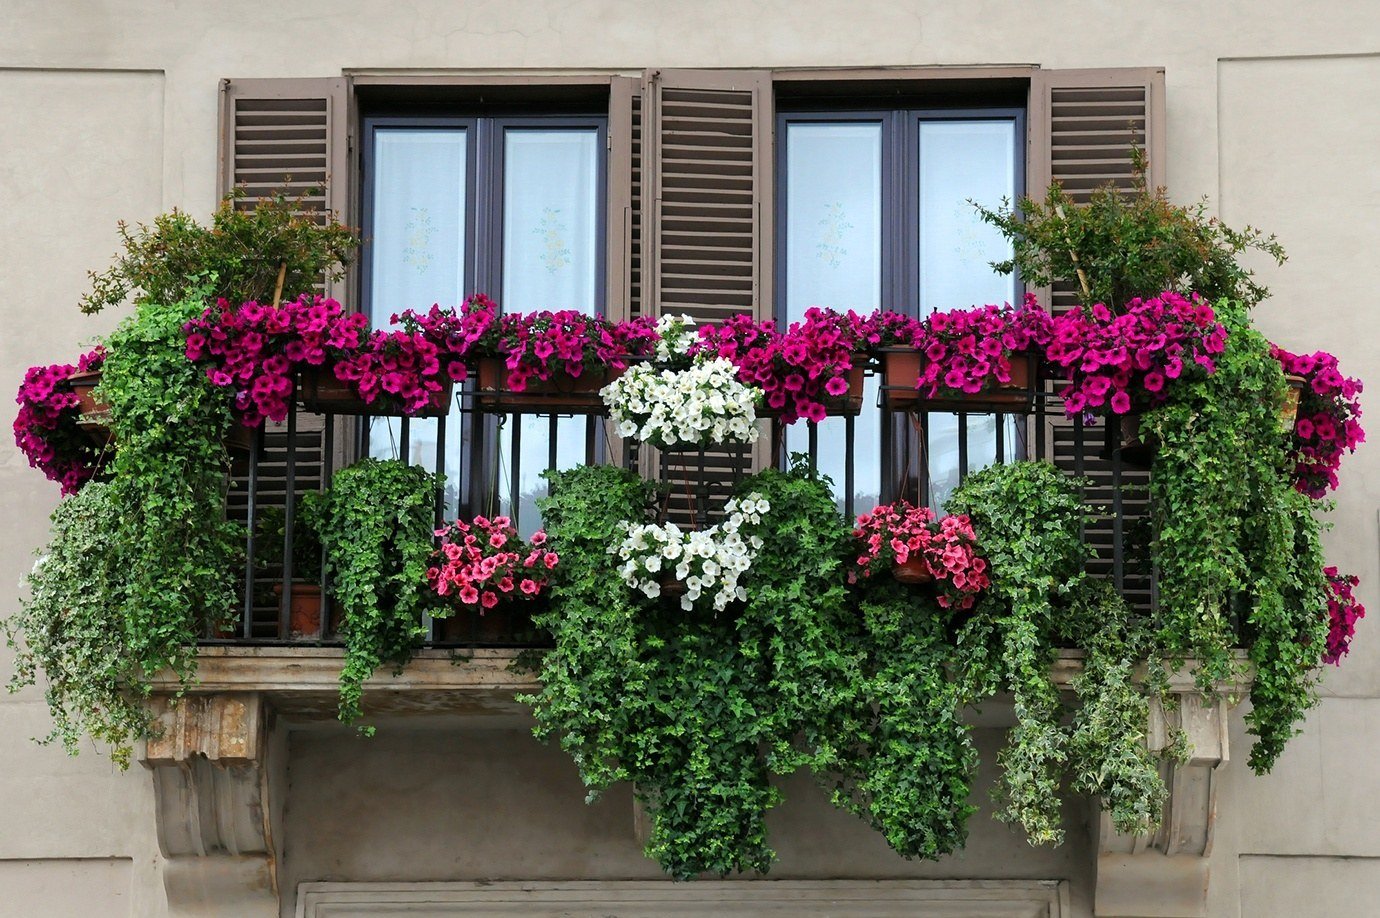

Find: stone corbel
<box><xmin>1093</xmin><ymin>690</ymin><xmax>1230</xmax><ymax>917</ymax></box>
<box><xmin>141</xmin><ymin>691</ymin><xmax>279</xmax><ymax>917</ymax></box>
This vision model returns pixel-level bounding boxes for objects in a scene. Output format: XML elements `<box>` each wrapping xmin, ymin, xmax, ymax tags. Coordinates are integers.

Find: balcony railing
<box><xmin>209</xmin><ymin>371</ymin><xmax>1152</xmax><ymax>646</ymax></box>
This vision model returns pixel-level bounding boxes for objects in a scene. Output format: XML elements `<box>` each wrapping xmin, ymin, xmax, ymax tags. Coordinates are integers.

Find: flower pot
<box><xmin>472</xmin><ymin>356</ymin><xmax>617</xmax><ymax>415</ymax></box>
<box><xmin>298</xmin><ymin>364</ymin><xmax>453</xmax><ymax>418</ymax></box>
<box><xmin>906</xmin><ymin>352</ymin><xmax>1037</xmax><ymax>415</ymax></box>
<box><xmin>1280</xmin><ymin>374</ymin><xmax>1307</xmax><ymax>432</ymax></box>
<box><xmin>1114</xmin><ymin>412</ymin><xmax>1156</xmax><ymax>467</ymax></box>
<box><xmin>435</xmin><ymin>604</ymin><xmax>531</xmax><ymax>643</ymax></box>
<box><xmin>878</xmin><ymin>348</ymin><xmax>924</xmax><ymax>410</ymax></box>
<box><xmin>756</xmin><ymin>359</ymin><xmax>869</xmax><ymax>421</ymax></box>
<box><xmin>66</xmin><ymin>368</ymin><xmax>108</xmax><ymax>415</ymax></box>
<box><xmin>892</xmin><ymin>557</ymin><xmax>934</xmax><ymax>585</ymax></box>
<box><xmin>659</xmin><ymin>573</ymin><xmax>688</xmax><ymax>599</ymax></box>
<box><xmin>274</xmin><ymin>582</ymin><xmax>337</xmax><ymax>640</ymax></box>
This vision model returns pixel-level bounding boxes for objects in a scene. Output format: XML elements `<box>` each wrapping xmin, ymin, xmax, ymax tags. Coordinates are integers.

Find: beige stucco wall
<box><xmin>1</xmin><ymin>3</ymin><xmax>1377</xmax><ymax>916</ymax></box>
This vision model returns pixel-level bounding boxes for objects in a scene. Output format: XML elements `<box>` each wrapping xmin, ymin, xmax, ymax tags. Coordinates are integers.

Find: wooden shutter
<box><xmin>644</xmin><ymin>69</ymin><xmax>773</xmax><ymax>324</ymax></box>
<box><xmin>219</xmin><ymin>77</ymin><xmax>353</xmax><ymax>302</ymax></box>
<box><xmin>219</xmin><ymin>78</ymin><xmax>351</xmax><ymax>635</ymax></box>
<box><xmin>1029</xmin><ymin>68</ymin><xmax>1166</xmax><ymax>611</ymax></box>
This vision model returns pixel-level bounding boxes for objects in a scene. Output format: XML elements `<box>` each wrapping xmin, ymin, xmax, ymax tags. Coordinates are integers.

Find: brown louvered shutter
<box><xmin>1029</xmin><ymin>68</ymin><xmax>1166</xmax><ymax>610</ymax></box>
<box><xmin>642</xmin><ymin>69</ymin><xmax>774</xmax><ymax>514</ymax></box>
<box><xmin>219</xmin><ymin>78</ymin><xmax>351</xmax><ymax>635</ymax></box>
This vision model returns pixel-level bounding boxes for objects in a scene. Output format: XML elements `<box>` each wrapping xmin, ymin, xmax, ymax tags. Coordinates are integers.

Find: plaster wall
<box><xmin>1</xmin><ymin>3</ymin><xmax>1377</xmax><ymax>916</ymax></box>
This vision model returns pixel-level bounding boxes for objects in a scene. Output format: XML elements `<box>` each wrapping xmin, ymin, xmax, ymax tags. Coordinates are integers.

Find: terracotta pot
<box><xmin>1280</xmin><ymin>374</ymin><xmax>1307</xmax><ymax>432</ymax></box>
<box><xmin>879</xmin><ymin>348</ymin><xmax>924</xmax><ymax>409</ymax></box>
<box><xmin>907</xmin><ymin>352</ymin><xmax>1036</xmax><ymax>415</ymax></box>
<box><xmin>298</xmin><ymin>364</ymin><xmax>453</xmax><ymax>418</ymax></box>
<box><xmin>274</xmin><ymin>582</ymin><xmax>337</xmax><ymax>639</ymax></box>
<box><xmin>892</xmin><ymin>557</ymin><xmax>934</xmax><ymax>585</ymax></box>
<box><xmin>473</xmin><ymin>357</ymin><xmax>616</xmax><ymax>414</ymax></box>
<box><xmin>67</xmin><ymin>368</ymin><xmax>108</xmax><ymax>415</ymax></box>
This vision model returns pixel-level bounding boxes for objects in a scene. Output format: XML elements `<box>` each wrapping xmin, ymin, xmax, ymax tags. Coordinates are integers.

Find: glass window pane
<box><xmin>783</xmin><ymin>121</ymin><xmax>883</xmax><ymax>513</ymax></box>
<box><xmin>499</xmin><ymin>128</ymin><xmax>600</xmax><ymax>532</ymax></box>
<box><xmin>918</xmin><ymin>119</ymin><xmax>1019</xmax><ymax>508</ymax></box>
<box><xmin>366</xmin><ymin>129</ymin><xmax>469</xmax><ymax>514</ymax></box>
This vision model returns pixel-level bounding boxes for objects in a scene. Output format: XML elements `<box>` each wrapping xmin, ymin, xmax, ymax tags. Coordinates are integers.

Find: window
<box><xmin>776</xmin><ymin>105</ymin><xmax>1024</xmax><ymax>512</ymax></box>
<box><xmin>360</xmin><ymin>112</ymin><xmax>607</xmax><ymax>531</ymax></box>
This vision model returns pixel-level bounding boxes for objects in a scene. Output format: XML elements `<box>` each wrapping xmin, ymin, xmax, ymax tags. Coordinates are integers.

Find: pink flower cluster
<box><xmin>184</xmin><ymin>296</ymin><xmax>368</xmax><ymax>426</ymax></box>
<box><xmin>333</xmin><ymin>331</ymin><xmax>448</xmax><ymax>415</ymax></box>
<box><xmin>1046</xmin><ymin>291</ymin><xmax>1227</xmax><ymax>418</ymax></box>
<box><xmin>1270</xmin><ymin>345</ymin><xmax>1365</xmax><ymax>499</ymax></box>
<box><xmin>856</xmin><ymin>310</ymin><xmax>922</xmax><ymax>349</ymax></box>
<box><xmin>483</xmin><ymin>309</ymin><xmax>658</xmax><ymax>392</ymax></box>
<box><xmin>1322</xmin><ymin>567</ymin><xmax>1366</xmax><ymax>666</ymax></box>
<box><xmin>426</xmin><ymin>514</ymin><xmax>559</xmax><ymax>611</ymax></box>
<box><xmin>693</xmin><ymin>308</ymin><xmax>866</xmax><ymax>423</ymax></box>
<box><xmin>912</xmin><ymin>295</ymin><xmax>1053</xmax><ymax>398</ymax></box>
<box><xmin>392</xmin><ymin>293</ymin><xmax>498</xmax><ymax>384</ymax></box>
<box><xmin>852</xmin><ymin>500</ymin><xmax>990</xmax><ymax>610</ymax></box>
<box><xmin>12</xmin><ymin>348</ymin><xmax>107</xmax><ymax>495</ymax></box>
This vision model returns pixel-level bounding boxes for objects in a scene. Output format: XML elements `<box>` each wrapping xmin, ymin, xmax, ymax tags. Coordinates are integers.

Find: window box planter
<box><xmin>879</xmin><ymin>349</ymin><xmax>1036</xmax><ymax>414</ymax></box>
<box><xmin>755</xmin><ymin>361</ymin><xmax>868</xmax><ymax>419</ymax></box>
<box><xmin>472</xmin><ymin>356</ymin><xmax>617</xmax><ymax>415</ymax></box>
<box><xmin>434</xmin><ymin>603</ymin><xmax>535</xmax><ymax>645</ymax></box>
<box><xmin>297</xmin><ymin>365</ymin><xmax>453</xmax><ymax>418</ymax></box>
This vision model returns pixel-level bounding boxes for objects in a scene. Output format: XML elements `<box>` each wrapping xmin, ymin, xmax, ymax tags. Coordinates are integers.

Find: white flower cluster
<box><xmin>612</xmin><ymin>493</ymin><xmax>770</xmax><ymax>611</ymax></box>
<box><xmin>602</xmin><ymin>357</ymin><xmax>761</xmax><ymax>449</ymax></box>
<box><xmin>655</xmin><ymin>313</ymin><xmax>698</xmax><ymax>364</ymax></box>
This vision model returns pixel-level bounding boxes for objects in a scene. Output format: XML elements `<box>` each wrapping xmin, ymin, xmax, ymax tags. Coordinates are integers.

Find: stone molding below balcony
<box><xmin>142</xmin><ymin>648</ymin><xmax>1246</xmax><ymax>917</ymax></box>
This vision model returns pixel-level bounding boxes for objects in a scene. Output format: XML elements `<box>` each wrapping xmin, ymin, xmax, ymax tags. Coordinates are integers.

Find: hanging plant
<box><xmin>851</xmin><ymin>500</ymin><xmax>989</xmax><ymax>609</ymax></box>
<box><xmin>427</xmin><ymin>515</ymin><xmax>557</xmax><ymax>609</ymax></box>
<box><xmin>13</xmin><ymin>347</ymin><xmax>109</xmax><ymax>494</ymax></box>
<box><xmin>612</xmin><ymin>492</ymin><xmax>768</xmax><ymax>611</ymax></box>
<box><xmin>313</xmin><ymin>458</ymin><xmax>438</xmax><ymax>730</ymax></box>
<box><xmin>1322</xmin><ymin>567</ymin><xmax>1366</xmax><ymax>665</ymax></box>
<box><xmin>1269</xmin><ymin>344</ymin><xmax>1365</xmax><ymax>498</ymax></box>
<box><xmin>602</xmin><ymin>358</ymin><xmax>761</xmax><ymax>449</ymax></box>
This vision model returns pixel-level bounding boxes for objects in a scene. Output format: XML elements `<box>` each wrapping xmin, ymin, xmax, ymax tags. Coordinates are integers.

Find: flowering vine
<box><xmin>1322</xmin><ymin>567</ymin><xmax>1366</xmax><ymax>666</ymax></box>
<box><xmin>1270</xmin><ymin>345</ymin><xmax>1365</xmax><ymax>498</ymax></box>
<box><xmin>1046</xmin><ymin>291</ymin><xmax>1226</xmax><ymax>418</ymax></box>
<box><xmin>13</xmin><ymin>348</ymin><xmax>108</xmax><ymax>495</ymax></box>
<box><xmin>426</xmin><ymin>514</ymin><xmax>558</xmax><ymax>611</ymax></box>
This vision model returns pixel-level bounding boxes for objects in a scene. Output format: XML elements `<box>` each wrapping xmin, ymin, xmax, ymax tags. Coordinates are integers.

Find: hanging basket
<box><xmin>472</xmin><ymin>356</ymin><xmax>616</xmax><ymax>415</ymax></box>
<box><xmin>881</xmin><ymin>350</ymin><xmax>1036</xmax><ymax>414</ymax></box>
<box><xmin>891</xmin><ymin>556</ymin><xmax>934</xmax><ymax>585</ymax></box>
<box><xmin>1280</xmin><ymin>374</ymin><xmax>1307</xmax><ymax>432</ymax></box>
<box><xmin>298</xmin><ymin>364</ymin><xmax>453</xmax><ymax>418</ymax></box>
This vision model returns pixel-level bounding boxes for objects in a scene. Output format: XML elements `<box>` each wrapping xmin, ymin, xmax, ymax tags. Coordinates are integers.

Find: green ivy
<box><xmin>947</xmin><ymin>461</ymin><xmax>1165</xmax><ymax>844</ymax></box>
<box><xmin>1145</xmin><ymin>300</ymin><xmax>1329</xmax><ymax>771</ymax></box>
<box><xmin>8</xmin><ymin>294</ymin><xmax>239</xmax><ymax>766</ymax></box>
<box><xmin>314</xmin><ymin>457</ymin><xmax>438</xmax><ymax>730</ymax></box>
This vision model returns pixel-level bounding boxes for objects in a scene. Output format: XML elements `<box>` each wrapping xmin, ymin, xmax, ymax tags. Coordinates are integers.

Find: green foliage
<box><xmin>6</xmin><ymin>483</ymin><xmax>141</xmax><ymax>766</ymax></box>
<box><xmin>824</xmin><ymin>580</ymin><xmax>977</xmax><ymax>859</ymax></box>
<box><xmin>527</xmin><ymin>464</ymin><xmax>863</xmax><ymax>878</ymax></box>
<box><xmin>976</xmin><ymin>148</ymin><xmax>1286</xmax><ymax>310</ymax></box>
<box><xmin>947</xmin><ymin>461</ymin><xmax>1165</xmax><ymax>844</ymax></box>
<box><xmin>80</xmin><ymin>189</ymin><xmax>357</xmax><ymax>315</ymax></box>
<box><xmin>8</xmin><ymin>294</ymin><xmax>240</xmax><ymax>766</ymax></box>
<box><xmin>1145</xmin><ymin>302</ymin><xmax>1329</xmax><ymax>770</ymax></box>
<box><xmin>314</xmin><ymin>458</ymin><xmax>438</xmax><ymax>729</ymax></box>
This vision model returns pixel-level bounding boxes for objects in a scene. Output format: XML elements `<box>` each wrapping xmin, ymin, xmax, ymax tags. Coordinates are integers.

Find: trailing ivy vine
<box><xmin>8</xmin><ymin>294</ymin><xmax>239</xmax><ymax>766</ymax></box>
<box><xmin>314</xmin><ymin>457</ymin><xmax>438</xmax><ymax>730</ymax></box>
<box><xmin>1145</xmin><ymin>299</ymin><xmax>1330</xmax><ymax>771</ymax></box>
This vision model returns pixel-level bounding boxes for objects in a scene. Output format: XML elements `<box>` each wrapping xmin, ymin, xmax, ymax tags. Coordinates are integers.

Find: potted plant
<box><xmin>603</xmin><ymin>357</ymin><xmax>762</xmax><ymax>450</ymax></box>
<box><xmin>253</xmin><ymin>499</ymin><xmax>331</xmax><ymax>639</ymax></box>
<box><xmin>612</xmin><ymin>491</ymin><xmax>768</xmax><ymax>612</ymax></box>
<box><xmin>426</xmin><ymin>514</ymin><xmax>558</xmax><ymax>643</ymax></box>
<box><xmin>312</xmin><ymin>457</ymin><xmax>438</xmax><ymax>729</ymax></box>
<box><xmin>692</xmin><ymin>310</ymin><xmax>869</xmax><ymax>423</ymax></box>
<box><xmin>1269</xmin><ymin>344</ymin><xmax>1365</xmax><ymax>498</ymax></box>
<box><xmin>322</xmin><ymin>328</ymin><xmax>455</xmax><ymax>417</ymax></box>
<box><xmin>14</xmin><ymin>348</ymin><xmax>110</xmax><ymax>494</ymax></box>
<box><xmin>851</xmin><ymin>500</ymin><xmax>989</xmax><ymax>609</ymax></box>
<box><xmin>470</xmin><ymin>306</ymin><xmax>657</xmax><ymax>412</ymax></box>
<box><xmin>883</xmin><ymin>296</ymin><xmax>1053</xmax><ymax>414</ymax></box>
<box><xmin>1045</xmin><ymin>291</ymin><xmax>1227</xmax><ymax>462</ymax></box>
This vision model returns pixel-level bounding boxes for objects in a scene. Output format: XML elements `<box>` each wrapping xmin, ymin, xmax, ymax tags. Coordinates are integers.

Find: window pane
<box><xmin>366</xmin><ymin>129</ymin><xmax>468</xmax><ymax>515</ymax></box>
<box><xmin>499</xmin><ymin>128</ymin><xmax>600</xmax><ymax>532</ymax></box>
<box><xmin>917</xmin><ymin>119</ymin><xmax>1019</xmax><ymax>510</ymax></box>
<box><xmin>783</xmin><ymin>121</ymin><xmax>883</xmax><ymax>513</ymax></box>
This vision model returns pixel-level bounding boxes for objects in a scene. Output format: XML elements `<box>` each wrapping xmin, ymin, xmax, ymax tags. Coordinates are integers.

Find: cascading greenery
<box><xmin>7</xmin><ymin>294</ymin><xmax>239</xmax><ymax>767</ymax></box>
<box><xmin>946</xmin><ymin>461</ymin><xmax>1166</xmax><ymax>843</ymax></box>
<box><xmin>1144</xmin><ymin>299</ymin><xmax>1330</xmax><ymax>771</ymax></box>
<box><xmin>313</xmin><ymin>457</ymin><xmax>438</xmax><ymax>730</ymax></box>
